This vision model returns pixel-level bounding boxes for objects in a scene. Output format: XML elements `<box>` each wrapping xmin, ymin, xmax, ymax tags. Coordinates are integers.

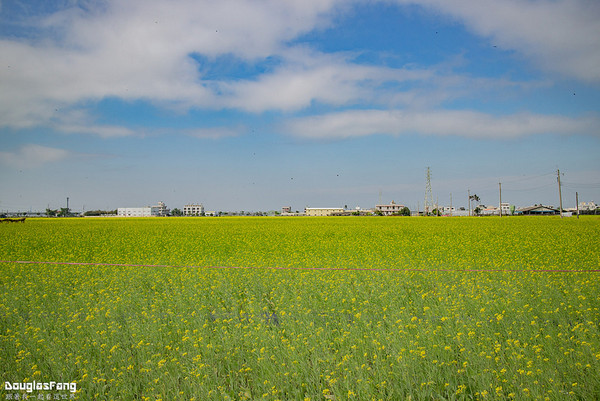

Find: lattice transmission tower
<box><xmin>424</xmin><ymin>167</ymin><xmax>433</xmax><ymax>215</ymax></box>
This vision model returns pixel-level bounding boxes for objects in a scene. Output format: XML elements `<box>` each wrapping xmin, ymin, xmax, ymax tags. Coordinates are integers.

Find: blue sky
<box><xmin>1</xmin><ymin>0</ymin><xmax>599</xmax><ymax>213</ymax></box>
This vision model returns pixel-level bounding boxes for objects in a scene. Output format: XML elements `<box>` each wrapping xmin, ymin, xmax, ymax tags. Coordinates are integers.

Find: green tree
<box><xmin>400</xmin><ymin>206</ymin><xmax>411</xmax><ymax>216</ymax></box>
<box><xmin>84</xmin><ymin>209</ymin><xmax>115</xmax><ymax>216</ymax></box>
<box><xmin>171</xmin><ymin>208</ymin><xmax>183</xmax><ymax>216</ymax></box>
<box><xmin>469</xmin><ymin>194</ymin><xmax>480</xmax><ymax>216</ymax></box>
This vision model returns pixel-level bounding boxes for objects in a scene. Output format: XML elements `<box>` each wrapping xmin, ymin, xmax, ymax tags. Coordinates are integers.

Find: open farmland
<box><xmin>1</xmin><ymin>217</ymin><xmax>599</xmax><ymax>400</ymax></box>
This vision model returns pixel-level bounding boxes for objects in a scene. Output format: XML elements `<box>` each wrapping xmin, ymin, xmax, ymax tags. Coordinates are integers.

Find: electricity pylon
<box><xmin>424</xmin><ymin>167</ymin><xmax>433</xmax><ymax>216</ymax></box>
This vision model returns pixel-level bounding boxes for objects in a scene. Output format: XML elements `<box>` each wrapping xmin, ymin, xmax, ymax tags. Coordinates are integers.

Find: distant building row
<box><xmin>281</xmin><ymin>201</ymin><xmax>408</xmax><ymax>217</ymax></box>
<box><xmin>118</xmin><ymin>202</ymin><xmax>215</xmax><ymax>217</ymax></box>
<box><xmin>284</xmin><ymin>201</ymin><xmax>598</xmax><ymax>217</ymax></box>
<box><xmin>116</xmin><ymin>200</ymin><xmax>597</xmax><ymax>217</ymax></box>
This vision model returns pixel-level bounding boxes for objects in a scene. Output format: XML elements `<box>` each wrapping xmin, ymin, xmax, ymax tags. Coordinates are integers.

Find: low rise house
<box><xmin>184</xmin><ymin>204</ymin><xmax>204</xmax><ymax>216</ymax></box>
<box><xmin>481</xmin><ymin>206</ymin><xmax>499</xmax><ymax>216</ymax></box>
<box><xmin>375</xmin><ymin>201</ymin><xmax>405</xmax><ymax>216</ymax></box>
<box><xmin>155</xmin><ymin>201</ymin><xmax>169</xmax><ymax>216</ymax></box>
<box><xmin>517</xmin><ymin>205</ymin><xmax>558</xmax><ymax>215</ymax></box>
<box><xmin>579</xmin><ymin>201</ymin><xmax>597</xmax><ymax>211</ymax></box>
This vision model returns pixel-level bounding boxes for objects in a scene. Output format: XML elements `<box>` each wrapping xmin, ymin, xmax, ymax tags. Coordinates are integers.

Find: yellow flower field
<box><xmin>1</xmin><ymin>216</ymin><xmax>599</xmax><ymax>400</ymax></box>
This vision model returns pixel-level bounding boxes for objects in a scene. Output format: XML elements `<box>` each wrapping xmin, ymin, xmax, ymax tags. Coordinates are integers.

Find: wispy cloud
<box><xmin>393</xmin><ymin>0</ymin><xmax>600</xmax><ymax>82</ymax></box>
<box><xmin>0</xmin><ymin>144</ymin><xmax>71</xmax><ymax>169</ymax></box>
<box><xmin>186</xmin><ymin>126</ymin><xmax>245</xmax><ymax>140</ymax></box>
<box><xmin>222</xmin><ymin>48</ymin><xmax>434</xmax><ymax>112</ymax></box>
<box><xmin>57</xmin><ymin>123</ymin><xmax>136</xmax><ymax>138</ymax></box>
<box><xmin>284</xmin><ymin>109</ymin><xmax>600</xmax><ymax>140</ymax></box>
<box><xmin>49</xmin><ymin>109</ymin><xmax>137</xmax><ymax>138</ymax></box>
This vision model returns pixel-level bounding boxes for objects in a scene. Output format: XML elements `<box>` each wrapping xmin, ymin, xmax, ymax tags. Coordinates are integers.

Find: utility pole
<box><xmin>66</xmin><ymin>197</ymin><xmax>69</xmax><ymax>214</ymax></box>
<box><xmin>499</xmin><ymin>182</ymin><xmax>502</xmax><ymax>217</ymax></box>
<box><xmin>450</xmin><ymin>193</ymin><xmax>453</xmax><ymax>217</ymax></box>
<box><xmin>576</xmin><ymin>192</ymin><xmax>579</xmax><ymax>219</ymax></box>
<box><xmin>557</xmin><ymin>169</ymin><xmax>563</xmax><ymax>218</ymax></box>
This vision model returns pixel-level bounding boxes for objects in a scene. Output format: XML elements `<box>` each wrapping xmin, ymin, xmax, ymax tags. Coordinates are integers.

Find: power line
<box><xmin>501</xmin><ymin>171</ymin><xmax>555</xmax><ymax>184</ymax></box>
<box><xmin>502</xmin><ymin>182</ymin><xmax>555</xmax><ymax>192</ymax></box>
<box><xmin>562</xmin><ymin>181</ymin><xmax>600</xmax><ymax>189</ymax></box>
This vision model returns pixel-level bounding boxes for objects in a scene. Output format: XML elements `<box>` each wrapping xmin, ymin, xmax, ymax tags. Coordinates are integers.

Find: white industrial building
<box><xmin>304</xmin><ymin>207</ymin><xmax>344</xmax><ymax>216</ymax></box>
<box><xmin>184</xmin><ymin>204</ymin><xmax>204</xmax><ymax>216</ymax></box>
<box><xmin>118</xmin><ymin>201</ymin><xmax>169</xmax><ymax>217</ymax></box>
<box><xmin>117</xmin><ymin>207</ymin><xmax>160</xmax><ymax>217</ymax></box>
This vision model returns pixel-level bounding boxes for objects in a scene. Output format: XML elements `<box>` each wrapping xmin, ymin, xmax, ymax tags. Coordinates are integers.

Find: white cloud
<box><xmin>223</xmin><ymin>48</ymin><xmax>434</xmax><ymax>112</ymax></box>
<box><xmin>0</xmin><ymin>0</ymin><xmax>348</xmax><ymax>132</ymax></box>
<box><xmin>63</xmin><ymin>0</ymin><xmax>343</xmax><ymax>60</ymax></box>
<box><xmin>0</xmin><ymin>0</ymin><xmax>597</xmax><ymax>139</ymax></box>
<box><xmin>0</xmin><ymin>144</ymin><xmax>71</xmax><ymax>169</ymax></box>
<box><xmin>0</xmin><ymin>0</ymin><xmax>440</xmax><ymax>131</ymax></box>
<box><xmin>392</xmin><ymin>0</ymin><xmax>600</xmax><ymax>82</ymax></box>
<box><xmin>284</xmin><ymin>109</ymin><xmax>600</xmax><ymax>139</ymax></box>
